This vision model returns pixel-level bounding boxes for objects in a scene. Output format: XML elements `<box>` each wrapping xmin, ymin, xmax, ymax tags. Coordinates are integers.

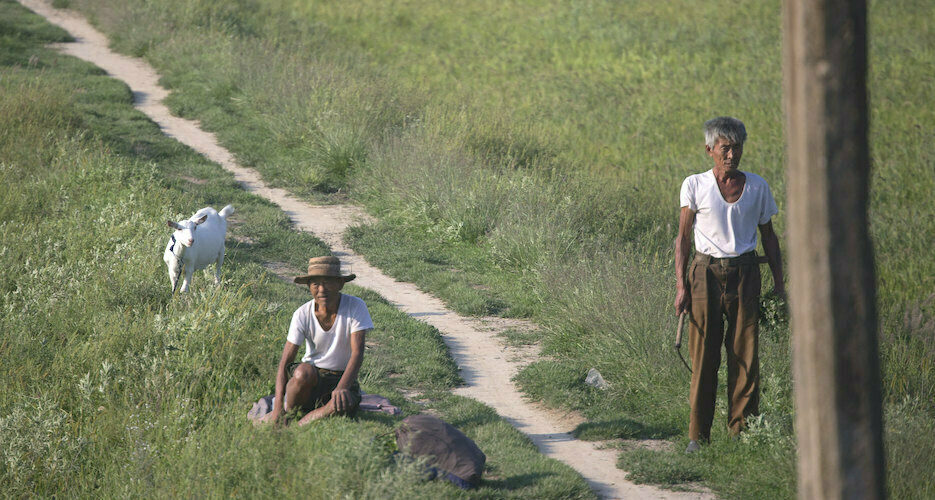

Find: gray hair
<box><xmin>704</xmin><ymin>116</ymin><xmax>747</xmax><ymax>148</ymax></box>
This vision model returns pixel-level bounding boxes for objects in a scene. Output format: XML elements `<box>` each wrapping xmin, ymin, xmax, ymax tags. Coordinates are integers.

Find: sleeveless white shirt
<box><xmin>286</xmin><ymin>294</ymin><xmax>374</xmax><ymax>371</ymax></box>
<box><xmin>680</xmin><ymin>169</ymin><xmax>778</xmax><ymax>258</ymax></box>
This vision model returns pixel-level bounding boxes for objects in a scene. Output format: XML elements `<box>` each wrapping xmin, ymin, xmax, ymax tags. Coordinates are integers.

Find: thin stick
<box><xmin>675</xmin><ymin>313</ymin><xmax>691</xmax><ymax>374</ymax></box>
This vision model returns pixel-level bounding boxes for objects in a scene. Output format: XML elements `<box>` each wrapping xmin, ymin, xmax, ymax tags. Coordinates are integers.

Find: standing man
<box><xmin>675</xmin><ymin>117</ymin><xmax>785</xmax><ymax>453</ymax></box>
<box><xmin>260</xmin><ymin>256</ymin><xmax>373</xmax><ymax>425</ymax></box>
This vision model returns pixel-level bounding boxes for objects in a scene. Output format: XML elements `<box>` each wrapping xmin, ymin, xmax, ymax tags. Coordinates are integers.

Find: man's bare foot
<box><xmin>296</xmin><ymin>403</ymin><xmax>337</xmax><ymax>425</ymax></box>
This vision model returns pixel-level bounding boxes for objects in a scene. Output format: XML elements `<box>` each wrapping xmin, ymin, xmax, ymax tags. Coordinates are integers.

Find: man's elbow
<box><xmin>764</xmin><ymin>230</ymin><xmax>780</xmax><ymax>247</ymax></box>
<box><xmin>349</xmin><ymin>349</ymin><xmax>365</xmax><ymax>366</ymax></box>
<box><xmin>764</xmin><ymin>236</ymin><xmax>782</xmax><ymax>258</ymax></box>
<box><xmin>678</xmin><ymin>235</ymin><xmax>691</xmax><ymax>249</ymax></box>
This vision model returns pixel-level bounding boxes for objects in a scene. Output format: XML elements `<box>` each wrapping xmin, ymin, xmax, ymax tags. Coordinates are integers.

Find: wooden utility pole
<box><xmin>783</xmin><ymin>0</ymin><xmax>886</xmax><ymax>498</ymax></box>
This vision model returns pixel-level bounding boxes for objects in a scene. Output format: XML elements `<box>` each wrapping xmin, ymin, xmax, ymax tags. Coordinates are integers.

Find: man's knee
<box><xmin>290</xmin><ymin>363</ymin><xmax>319</xmax><ymax>389</ymax></box>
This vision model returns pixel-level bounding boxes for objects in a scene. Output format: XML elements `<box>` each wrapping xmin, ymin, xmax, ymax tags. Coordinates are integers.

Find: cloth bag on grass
<box><xmin>395</xmin><ymin>414</ymin><xmax>486</xmax><ymax>489</ymax></box>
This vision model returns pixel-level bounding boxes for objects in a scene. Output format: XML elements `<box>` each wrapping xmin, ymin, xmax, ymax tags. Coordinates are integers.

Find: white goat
<box><xmin>164</xmin><ymin>205</ymin><xmax>234</xmax><ymax>293</ymax></box>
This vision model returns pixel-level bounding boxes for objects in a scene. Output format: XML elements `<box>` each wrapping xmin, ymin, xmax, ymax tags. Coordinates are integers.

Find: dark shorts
<box><xmin>287</xmin><ymin>362</ymin><xmax>361</xmax><ymax>415</ymax></box>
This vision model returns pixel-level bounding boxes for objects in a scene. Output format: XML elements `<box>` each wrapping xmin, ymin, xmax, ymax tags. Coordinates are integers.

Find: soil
<box><xmin>20</xmin><ymin>1</ymin><xmax>713</xmax><ymax>497</ymax></box>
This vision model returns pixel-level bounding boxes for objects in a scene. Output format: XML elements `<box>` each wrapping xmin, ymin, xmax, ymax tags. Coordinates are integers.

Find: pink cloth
<box><xmin>247</xmin><ymin>392</ymin><xmax>400</xmax><ymax>420</ymax></box>
<box><xmin>359</xmin><ymin>392</ymin><xmax>401</xmax><ymax>415</ymax></box>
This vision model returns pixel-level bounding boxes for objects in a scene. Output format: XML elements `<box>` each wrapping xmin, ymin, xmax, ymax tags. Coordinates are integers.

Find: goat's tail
<box><xmin>219</xmin><ymin>204</ymin><xmax>235</xmax><ymax>219</ymax></box>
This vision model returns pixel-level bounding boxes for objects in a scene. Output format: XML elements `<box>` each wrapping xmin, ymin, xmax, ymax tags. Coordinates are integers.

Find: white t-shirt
<box><xmin>680</xmin><ymin>169</ymin><xmax>778</xmax><ymax>258</ymax></box>
<box><xmin>286</xmin><ymin>294</ymin><xmax>374</xmax><ymax>371</ymax></box>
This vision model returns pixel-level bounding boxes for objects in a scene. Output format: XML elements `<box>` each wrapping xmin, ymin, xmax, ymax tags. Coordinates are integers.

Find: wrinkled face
<box><xmin>706</xmin><ymin>137</ymin><xmax>743</xmax><ymax>171</ymax></box>
<box><xmin>308</xmin><ymin>277</ymin><xmax>344</xmax><ymax>307</ymax></box>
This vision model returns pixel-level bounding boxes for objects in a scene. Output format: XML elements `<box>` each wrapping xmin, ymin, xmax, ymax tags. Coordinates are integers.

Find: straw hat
<box><xmin>294</xmin><ymin>256</ymin><xmax>356</xmax><ymax>284</ymax></box>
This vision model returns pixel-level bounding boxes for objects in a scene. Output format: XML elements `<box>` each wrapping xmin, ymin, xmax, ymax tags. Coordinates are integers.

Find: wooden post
<box><xmin>783</xmin><ymin>0</ymin><xmax>885</xmax><ymax>498</ymax></box>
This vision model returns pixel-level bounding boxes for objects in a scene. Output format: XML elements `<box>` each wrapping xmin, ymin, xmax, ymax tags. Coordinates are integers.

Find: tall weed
<box><xmin>0</xmin><ymin>396</ymin><xmax>86</xmax><ymax>493</ymax></box>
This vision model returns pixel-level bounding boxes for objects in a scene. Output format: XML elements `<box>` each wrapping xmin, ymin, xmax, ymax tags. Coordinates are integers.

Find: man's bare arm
<box><xmin>675</xmin><ymin>207</ymin><xmax>696</xmax><ymax>315</ymax></box>
<box><xmin>268</xmin><ymin>341</ymin><xmax>300</xmax><ymax>421</ymax></box>
<box><xmin>759</xmin><ymin>220</ymin><xmax>785</xmax><ymax>298</ymax></box>
<box><xmin>332</xmin><ymin>329</ymin><xmax>366</xmax><ymax>413</ymax></box>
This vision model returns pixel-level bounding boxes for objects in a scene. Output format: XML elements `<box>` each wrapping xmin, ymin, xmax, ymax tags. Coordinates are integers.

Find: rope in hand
<box><xmin>675</xmin><ymin>312</ymin><xmax>692</xmax><ymax>374</ymax></box>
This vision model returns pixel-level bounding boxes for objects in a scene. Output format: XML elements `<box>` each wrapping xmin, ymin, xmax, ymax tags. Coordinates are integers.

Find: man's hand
<box><xmin>675</xmin><ymin>285</ymin><xmax>691</xmax><ymax>315</ymax></box>
<box><xmin>331</xmin><ymin>388</ymin><xmax>353</xmax><ymax>414</ymax></box>
<box><xmin>257</xmin><ymin>408</ymin><xmax>283</xmax><ymax>427</ymax></box>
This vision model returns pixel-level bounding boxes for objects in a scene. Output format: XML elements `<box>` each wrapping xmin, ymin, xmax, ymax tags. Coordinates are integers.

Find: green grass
<box><xmin>497</xmin><ymin>328</ymin><xmax>541</xmax><ymax>348</ymax></box>
<box><xmin>36</xmin><ymin>0</ymin><xmax>935</xmax><ymax>496</ymax></box>
<box><xmin>0</xmin><ymin>3</ymin><xmax>594</xmax><ymax>497</ymax></box>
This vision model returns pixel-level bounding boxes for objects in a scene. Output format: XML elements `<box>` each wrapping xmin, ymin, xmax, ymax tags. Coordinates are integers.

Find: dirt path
<box><xmin>20</xmin><ymin>2</ymin><xmax>711</xmax><ymax>497</ymax></box>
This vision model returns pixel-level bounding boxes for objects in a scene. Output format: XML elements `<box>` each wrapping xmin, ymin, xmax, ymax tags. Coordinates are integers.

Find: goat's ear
<box><xmin>195</xmin><ymin>214</ymin><xmax>208</xmax><ymax>225</ymax></box>
<box><xmin>167</xmin><ymin>220</ymin><xmax>181</xmax><ymax>230</ymax></box>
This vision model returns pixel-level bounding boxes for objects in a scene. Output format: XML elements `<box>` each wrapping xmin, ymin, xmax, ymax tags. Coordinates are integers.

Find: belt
<box><xmin>317</xmin><ymin>368</ymin><xmax>344</xmax><ymax>377</ymax></box>
<box><xmin>694</xmin><ymin>252</ymin><xmax>766</xmax><ymax>266</ymax></box>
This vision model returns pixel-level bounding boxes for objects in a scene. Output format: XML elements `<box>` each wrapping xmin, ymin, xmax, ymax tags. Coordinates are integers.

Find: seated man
<box><xmin>260</xmin><ymin>256</ymin><xmax>372</xmax><ymax>425</ymax></box>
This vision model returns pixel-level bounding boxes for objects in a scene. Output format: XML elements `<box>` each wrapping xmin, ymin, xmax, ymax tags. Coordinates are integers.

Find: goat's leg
<box><xmin>214</xmin><ymin>249</ymin><xmax>225</xmax><ymax>285</ymax></box>
<box><xmin>180</xmin><ymin>265</ymin><xmax>194</xmax><ymax>293</ymax></box>
<box><xmin>167</xmin><ymin>261</ymin><xmax>181</xmax><ymax>293</ymax></box>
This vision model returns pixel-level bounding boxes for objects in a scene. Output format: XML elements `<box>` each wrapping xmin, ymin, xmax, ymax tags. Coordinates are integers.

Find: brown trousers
<box><xmin>687</xmin><ymin>253</ymin><xmax>761</xmax><ymax>441</ymax></box>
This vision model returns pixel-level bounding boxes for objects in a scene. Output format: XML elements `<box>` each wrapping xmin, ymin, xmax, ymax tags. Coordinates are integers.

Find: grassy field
<box><xmin>0</xmin><ymin>3</ymin><xmax>595</xmax><ymax>497</ymax></box>
<box><xmin>13</xmin><ymin>0</ymin><xmax>935</xmax><ymax>497</ymax></box>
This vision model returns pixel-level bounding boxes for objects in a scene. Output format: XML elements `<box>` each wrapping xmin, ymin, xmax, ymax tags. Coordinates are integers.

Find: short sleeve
<box><xmin>348</xmin><ymin>298</ymin><xmax>374</xmax><ymax>333</ymax></box>
<box><xmin>758</xmin><ymin>181</ymin><xmax>779</xmax><ymax>225</ymax></box>
<box><xmin>679</xmin><ymin>176</ymin><xmax>696</xmax><ymax>210</ymax></box>
<box><xmin>286</xmin><ymin>306</ymin><xmax>307</xmax><ymax>346</ymax></box>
